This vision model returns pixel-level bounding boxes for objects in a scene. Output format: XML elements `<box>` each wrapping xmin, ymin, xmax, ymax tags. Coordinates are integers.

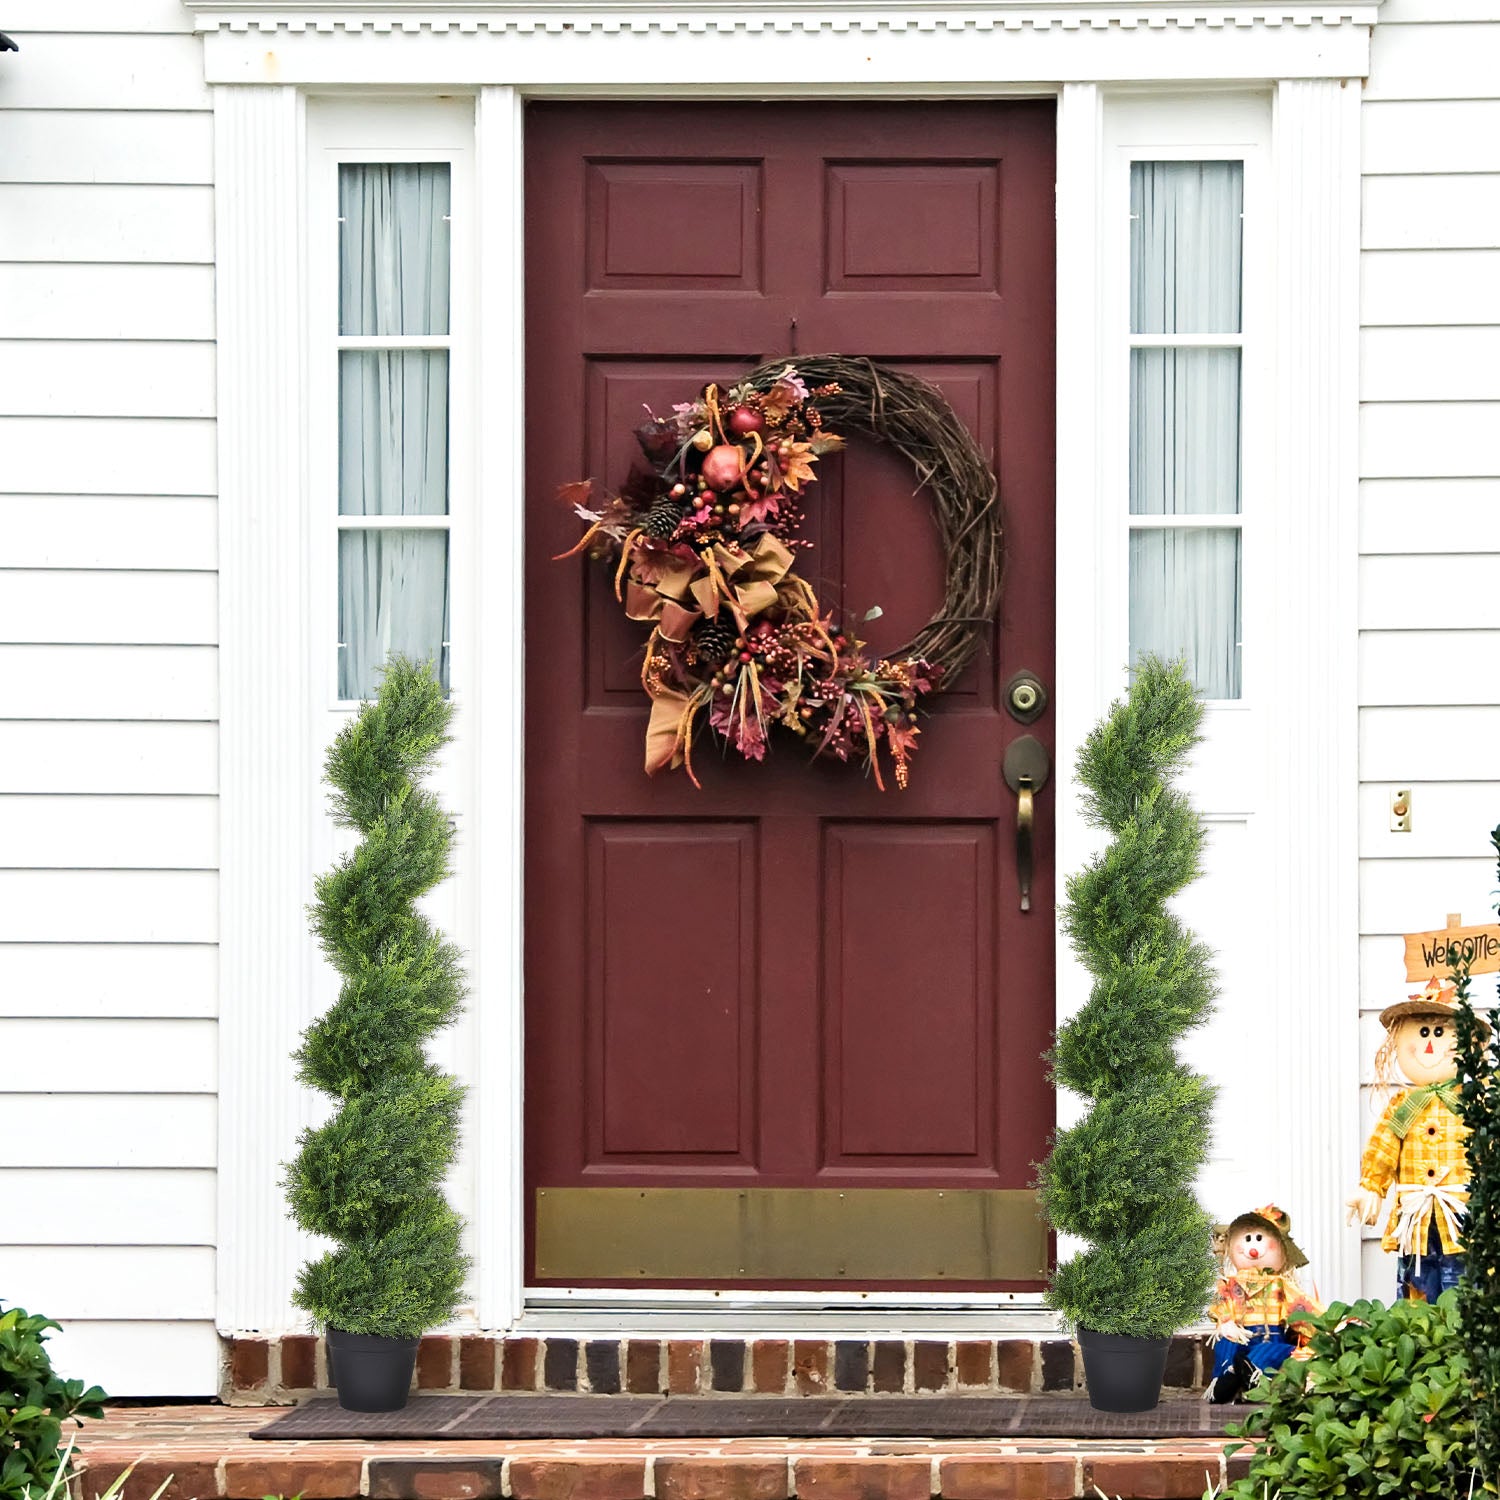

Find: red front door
<box><xmin>524</xmin><ymin>101</ymin><xmax>1056</xmax><ymax>1290</ymax></box>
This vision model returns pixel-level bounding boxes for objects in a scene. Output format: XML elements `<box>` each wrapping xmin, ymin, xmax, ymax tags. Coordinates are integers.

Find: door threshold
<box><xmin>525</xmin><ymin>1290</ymin><xmax>1051</xmax><ymax>1307</ymax></box>
<box><xmin>518</xmin><ymin>1292</ymin><xmax>1062</xmax><ymax>1337</ymax></box>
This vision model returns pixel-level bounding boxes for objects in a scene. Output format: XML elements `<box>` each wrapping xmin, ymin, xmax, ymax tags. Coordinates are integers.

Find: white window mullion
<box><xmin>1126</xmin><ymin>513</ymin><xmax>1243</xmax><ymax>530</ymax></box>
<box><xmin>337</xmin><ymin>334</ymin><xmax>454</xmax><ymax>351</ymax></box>
<box><xmin>336</xmin><ymin>513</ymin><xmax>453</xmax><ymax>531</ymax></box>
<box><xmin>1127</xmin><ymin>333</ymin><xmax>1243</xmax><ymax>350</ymax></box>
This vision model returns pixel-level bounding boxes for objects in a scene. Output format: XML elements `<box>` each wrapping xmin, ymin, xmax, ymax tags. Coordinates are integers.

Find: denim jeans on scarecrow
<box><xmin>1399</xmin><ymin>1219</ymin><xmax>1464</xmax><ymax>1303</ymax></box>
<box><xmin>1210</xmin><ymin>1324</ymin><xmax>1299</xmax><ymax>1385</ymax></box>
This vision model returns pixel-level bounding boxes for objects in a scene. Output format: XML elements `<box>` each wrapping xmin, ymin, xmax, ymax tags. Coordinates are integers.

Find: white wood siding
<box><xmin>0</xmin><ymin>4</ymin><xmax>219</xmax><ymax>1398</ymax></box>
<box><xmin>1358</xmin><ymin>3</ymin><xmax>1500</xmax><ymax>1300</ymax></box>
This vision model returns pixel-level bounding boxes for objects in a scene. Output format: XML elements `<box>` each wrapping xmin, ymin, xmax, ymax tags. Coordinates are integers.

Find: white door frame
<box><xmin>199</xmin><ymin>0</ymin><xmax>1369</xmax><ymax>1335</ymax></box>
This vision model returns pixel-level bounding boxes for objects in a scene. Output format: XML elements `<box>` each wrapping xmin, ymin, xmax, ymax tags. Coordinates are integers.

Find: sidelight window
<box><xmin>335</xmin><ymin>162</ymin><xmax>453</xmax><ymax>701</ymax></box>
<box><xmin>1127</xmin><ymin>160</ymin><xmax>1244</xmax><ymax>700</ymax></box>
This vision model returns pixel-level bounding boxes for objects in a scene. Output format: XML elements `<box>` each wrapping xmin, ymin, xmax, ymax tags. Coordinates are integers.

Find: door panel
<box><xmin>587</xmin><ymin>821</ymin><xmax>758</xmax><ymax>1165</ymax></box>
<box><xmin>823</xmin><ymin>823</ymin><xmax>995</xmax><ymax>1165</ymax></box>
<box><xmin>586</xmin><ymin>159</ymin><xmax>765</xmax><ymax>291</ymax></box>
<box><xmin>825</xmin><ymin>161</ymin><xmax>1000</xmax><ymax>290</ymax></box>
<box><xmin>525</xmin><ymin>101</ymin><xmax>1056</xmax><ymax>1290</ymax></box>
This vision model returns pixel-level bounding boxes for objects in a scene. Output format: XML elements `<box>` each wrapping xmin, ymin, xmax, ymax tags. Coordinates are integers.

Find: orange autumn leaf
<box><xmin>555</xmin><ymin>478</ymin><xmax>596</xmax><ymax>511</ymax></box>
<box><xmin>776</xmin><ymin>441</ymin><xmax>819</xmax><ymax>494</ymax></box>
<box><xmin>759</xmin><ymin>377</ymin><xmax>803</xmax><ymax>422</ymax></box>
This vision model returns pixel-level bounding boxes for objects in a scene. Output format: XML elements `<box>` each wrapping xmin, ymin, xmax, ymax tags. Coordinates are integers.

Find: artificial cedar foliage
<box><xmin>1455</xmin><ymin>823</ymin><xmax>1500</xmax><ymax>1494</ymax></box>
<box><xmin>1039</xmin><ymin>656</ymin><xmax>1218</xmax><ymax>1338</ymax></box>
<box><xmin>285</xmin><ymin>658</ymin><xmax>470</xmax><ymax>1337</ymax></box>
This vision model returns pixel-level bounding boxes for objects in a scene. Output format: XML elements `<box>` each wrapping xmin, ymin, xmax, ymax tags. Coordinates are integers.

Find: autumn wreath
<box><xmin>556</xmin><ymin>355</ymin><xmax>1002</xmax><ymax>790</ymax></box>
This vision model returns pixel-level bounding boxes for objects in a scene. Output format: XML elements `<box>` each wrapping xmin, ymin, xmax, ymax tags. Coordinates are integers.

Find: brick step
<box><xmin>79</xmin><ymin>1407</ymin><xmax>1249</xmax><ymax>1500</ymax></box>
<box><xmin>225</xmin><ymin>1335</ymin><xmax>1211</xmax><ymax>1404</ymax></box>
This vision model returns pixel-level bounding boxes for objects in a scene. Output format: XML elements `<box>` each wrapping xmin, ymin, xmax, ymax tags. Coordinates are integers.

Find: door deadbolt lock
<box><xmin>1003</xmin><ymin>670</ymin><xmax>1049</xmax><ymax>725</ymax></box>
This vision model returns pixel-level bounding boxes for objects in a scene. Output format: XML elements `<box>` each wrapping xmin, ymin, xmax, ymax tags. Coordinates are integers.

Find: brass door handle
<box><xmin>1015</xmin><ymin>776</ymin><xmax>1035</xmax><ymax>912</ymax></box>
<box><xmin>1002</xmin><ymin>735</ymin><xmax>1051</xmax><ymax>914</ymax></box>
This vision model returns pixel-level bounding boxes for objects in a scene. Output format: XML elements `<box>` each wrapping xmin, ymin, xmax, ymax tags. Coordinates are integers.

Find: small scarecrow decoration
<box><xmin>1204</xmin><ymin>1204</ymin><xmax>1322</xmax><ymax>1404</ymax></box>
<box><xmin>1345</xmin><ymin>977</ymin><xmax>1486</xmax><ymax>1303</ymax></box>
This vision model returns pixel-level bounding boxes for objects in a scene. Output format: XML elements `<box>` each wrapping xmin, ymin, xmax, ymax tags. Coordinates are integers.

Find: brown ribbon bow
<box><xmin>624</xmin><ymin>533</ymin><xmax>797</xmax><ymax>643</ymax></box>
<box><xmin>644</xmin><ymin>684</ymin><xmax>710</xmax><ymax>782</ymax></box>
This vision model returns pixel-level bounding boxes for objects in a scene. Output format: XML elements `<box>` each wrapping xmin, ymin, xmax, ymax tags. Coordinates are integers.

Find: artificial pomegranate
<box><xmin>699</xmin><ymin>444</ymin><xmax>747</xmax><ymax>492</ymax></box>
<box><xmin>726</xmin><ymin>404</ymin><xmax>765</xmax><ymax>436</ymax></box>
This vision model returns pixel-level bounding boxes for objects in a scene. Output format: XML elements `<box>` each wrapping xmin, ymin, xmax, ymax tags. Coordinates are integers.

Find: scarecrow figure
<box><xmin>1204</xmin><ymin>1204</ymin><xmax>1322</xmax><ymax>1404</ymax></box>
<box><xmin>1345</xmin><ymin>978</ymin><xmax>1482</xmax><ymax>1303</ymax></box>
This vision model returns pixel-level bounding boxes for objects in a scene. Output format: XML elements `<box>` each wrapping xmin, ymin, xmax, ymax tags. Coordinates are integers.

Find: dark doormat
<box><xmin>253</xmin><ymin>1393</ymin><xmax>1238</xmax><ymax>1441</ymax></box>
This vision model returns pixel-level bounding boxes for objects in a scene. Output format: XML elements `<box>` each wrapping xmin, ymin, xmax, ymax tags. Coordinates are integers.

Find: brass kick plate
<box><xmin>534</xmin><ymin>1187</ymin><xmax>1048</xmax><ymax>1281</ymax></box>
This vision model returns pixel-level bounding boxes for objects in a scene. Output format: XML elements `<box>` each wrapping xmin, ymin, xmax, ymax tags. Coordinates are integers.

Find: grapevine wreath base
<box><xmin>556</xmin><ymin>355</ymin><xmax>1003</xmax><ymax>790</ymax></box>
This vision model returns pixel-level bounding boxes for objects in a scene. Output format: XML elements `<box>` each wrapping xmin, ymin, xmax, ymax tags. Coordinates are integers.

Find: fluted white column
<box><xmin>215</xmin><ymin>84</ymin><xmax>316</xmax><ymax>1334</ymax></box>
<box><xmin>1053</xmin><ymin>81</ymin><xmax>1116</xmax><ymax>1055</ymax></box>
<box><xmin>1267</xmin><ymin>77</ymin><xmax>1362</xmax><ymax>1301</ymax></box>
<box><xmin>1051</xmin><ymin>84</ymin><xmax>1105</xmax><ymax>1285</ymax></box>
<box><xmin>472</xmin><ymin>84</ymin><xmax>527</xmax><ymax>1331</ymax></box>
<box><xmin>1054</xmin><ymin>81</ymin><xmax>1107</xmax><ymax>1049</ymax></box>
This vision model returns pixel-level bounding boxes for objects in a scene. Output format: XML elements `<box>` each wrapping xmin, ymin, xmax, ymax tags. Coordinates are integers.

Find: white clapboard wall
<box><xmin>0</xmin><ymin>0</ymin><xmax>221</xmax><ymax>1398</ymax></box>
<box><xmin>1356</xmin><ymin>0</ymin><xmax>1500</xmax><ymax>1300</ymax></box>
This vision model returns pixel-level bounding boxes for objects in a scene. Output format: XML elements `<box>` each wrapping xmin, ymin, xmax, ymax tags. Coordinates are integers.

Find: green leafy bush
<box><xmin>285</xmin><ymin>657</ymin><xmax>471</xmax><ymax>1337</ymax></box>
<box><xmin>1</xmin><ymin>1304</ymin><xmax>105</xmax><ymax>1500</ymax></box>
<box><xmin>1455</xmin><ymin>823</ymin><xmax>1500</xmax><ymax>1493</ymax></box>
<box><xmin>1038</xmin><ymin>656</ymin><xmax>1219</xmax><ymax>1337</ymax></box>
<box><xmin>1219</xmin><ymin>1292</ymin><xmax>1475</xmax><ymax>1500</ymax></box>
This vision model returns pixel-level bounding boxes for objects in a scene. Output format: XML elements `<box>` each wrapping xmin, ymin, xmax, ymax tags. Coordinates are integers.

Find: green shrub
<box><xmin>284</xmin><ymin>657</ymin><xmax>471</xmax><ymax>1338</ymax></box>
<box><xmin>0</xmin><ymin>1304</ymin><xmax>105</xmax><ymax>1500</ymax></box>
<box><xmin>1455</xmin><ymin>823</ymin><xmax>1500</xmax><ymax>1493</ymax></box>
<box><xmin>1218</xmin><ymin>1293</ymin><xmax>1475</xmax><ymax>1500</ymax></box>
<box><xmin>1038</xmin><ymin>656</ymin><xmax>1218</xmax><ymax>1337</ymax></box>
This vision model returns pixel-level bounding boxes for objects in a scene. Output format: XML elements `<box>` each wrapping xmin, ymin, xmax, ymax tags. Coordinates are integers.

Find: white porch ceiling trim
<box><xmin>184</xmin><ymin>1</ymin><xmax>1377</xmax><ymax>85</ymax></box>
<box><xmin>184</xmin><ymin>0</ymin><xmax>1377</xmax><ymax>22</ymax></box>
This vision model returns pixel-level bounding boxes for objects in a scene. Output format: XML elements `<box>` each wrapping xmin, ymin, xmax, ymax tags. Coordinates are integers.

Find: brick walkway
<box><xmin>77</xmin><ymin>1406</ymin><xmax>1250</xmax><ymax>1500</ymax></box>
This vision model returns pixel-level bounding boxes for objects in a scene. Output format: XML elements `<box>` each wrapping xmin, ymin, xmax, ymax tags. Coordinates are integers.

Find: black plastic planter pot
<box><xmin>325</xmin><ymin>1327</ymin><xmax>420</xmax><ymax>1412</ymax></box>
<box><xmin>1076</xmin><ymin>1326</ymin><xmax>1170</xmax><ymax>1412</ymax></box>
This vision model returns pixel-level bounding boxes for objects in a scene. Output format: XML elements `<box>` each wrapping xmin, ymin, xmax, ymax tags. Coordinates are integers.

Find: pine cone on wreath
<box><xmin>694</xmin><ymin>619</ymin><xmax>737</xmax><ymax>666</ymax></box>
<box><xmin>642</xmin><ymin>499</ymin><xmax>685</xmax><ymax>539</ymax></box>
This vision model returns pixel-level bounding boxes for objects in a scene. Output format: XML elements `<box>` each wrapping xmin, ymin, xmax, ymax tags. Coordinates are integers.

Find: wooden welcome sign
<box><xmin>1404</xmin><ymin>912</ymin><xmax>1500</xmax><ymax>982</ymax></box>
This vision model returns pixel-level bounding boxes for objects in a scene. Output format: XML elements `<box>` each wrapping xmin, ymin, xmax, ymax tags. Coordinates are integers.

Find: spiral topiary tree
<box><xmin>1038</xmin><ymin>656</ymin><xmax>1219</xmax><ymax>1340</ymax></box>
<box><xmin>285</xmin><ymin>656</ymin><xmax>470</xmax><ymax>1339</ymax></box>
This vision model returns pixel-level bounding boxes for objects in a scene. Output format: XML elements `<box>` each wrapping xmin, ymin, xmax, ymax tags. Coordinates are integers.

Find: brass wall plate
<box><xmin>534</xmin><ymin>1187</ymin><xmax>1049</xmax><ymax>1282</ymax></box>
<box><xmin>1002</xmin><ymin>734</ymin><xmax>1050</xmax><ymax>795</ymax></box>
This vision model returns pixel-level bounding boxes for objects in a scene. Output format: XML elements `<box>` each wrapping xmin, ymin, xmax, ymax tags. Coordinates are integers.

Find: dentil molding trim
<box><xmin>186</xmin><ymin>3</ymin><xmax>1377</xmax><ymax>32</ymax></box>
<box><xmin>186</xmin><ymin>0</ymin><xmax>1376</xmax><ymax>85</ymax></box>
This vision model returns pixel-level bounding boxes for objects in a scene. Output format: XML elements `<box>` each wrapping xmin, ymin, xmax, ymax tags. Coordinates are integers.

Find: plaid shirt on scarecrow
<box><xmin>1359</xmin><ymin>1082</ymin><xmax>1469</xmax><ymax>1254</ymax></box>
<box><xmin>1209</xmin><ymin>1270</ymin><xmax>1320</xmax><ymax>1337</ymax></box>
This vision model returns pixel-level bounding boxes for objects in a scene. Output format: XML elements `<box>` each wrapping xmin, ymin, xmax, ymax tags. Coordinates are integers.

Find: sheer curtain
<box><xmin>1128</xmin><ymin>161</ymin><xmax>1243</xmax><ymax>699</ymax></box>
<box><xmin>1130</xmin><ymin>161</ymin><xmax>1241</xmax><ymax>336</ymax></box>
<box><xmin>337</xmin><ymin>163</ymin><xmax>452</xmax><ymax>700</ymax></box>
<box><xmin>1129</xmin><ymin>530</ymin><xmax>1241</xmax><ymax>698</ymax></box>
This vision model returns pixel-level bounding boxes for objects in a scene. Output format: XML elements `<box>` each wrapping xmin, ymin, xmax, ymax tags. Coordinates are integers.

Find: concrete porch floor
<box><xmin>75</xmin><ymin>1405</ymin><xmax>1251</xmax><ymax>1500</ymax></box>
